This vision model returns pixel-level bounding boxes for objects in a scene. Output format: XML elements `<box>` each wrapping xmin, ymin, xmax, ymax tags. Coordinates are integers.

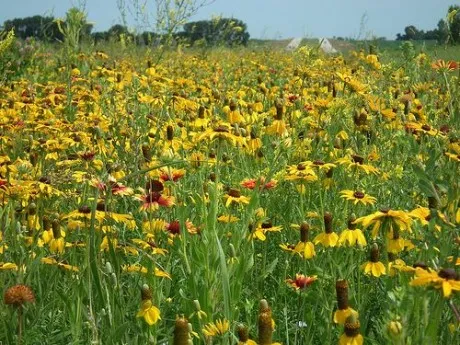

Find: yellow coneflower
<box><xmin>362</xmin><ymin>243</ymin><xmax>386</xmax><ymax>277</ymax></box>
<box><xmin>339</xmin><ymin>313</ymin><xmax>364</xmax><ymax>345</ymax></box>
<box><xmin>314</xmin><ymin>212</ymin><xmax>339</xmax><ymax>247</ymax></box>
<box><xmin>355</xmin><ymin>208</ymin><xmax>412</xmax><ymax>238</ymax></box>
<box><xmin>173</xmin><ymin>315</ymin><xmax>192</xmax><ymax>345</ymax></box>
<box><xmin>410</xmin><ymin>268</ymin><xmax>460</xmax><ymax>298</ymax></box>
<box><xmin>41</xmin><ymin>257</ymin><xmax>79</xmax><ymax>272</ymax></box>
<box><xmin>49</xmin><ymin>219</ymin><xmax>65</xmax><ymax>254</ymax></box>
<box><xmin>237</xmin><ymin>323</ymin><xmax>257</xmax><ymax>345</ymax></box>
<box><xmin>336</xmin><ymin>154</ymin><xmax>379</xmax><ymax>175</ymax></box>
<box><xmin>136</xmin><ymin>285</ymin><xmax>161</xmax><ymax>326</ymax></box>
<box><xmin>293</xmin><ymin>222</ymin><xmax>316</xmax><ymax>259</ymax></box>
<box><xmin>340</xmin><ymin>190</ymin><xmax>376</xmax><ymax>206</ymax></box>
<box><xmin>224</xmin><ymin>188</ymin><xmax>250</xmax><ymax>207</ymax></box>
<box><xmin>285</xmin><ymin>161</ymin><xmax>318</xmax><ymax>182</ymax></box>
<box><xmin>334</xmin><ymin>279</ymin><xmax>358</xmax><ymax>324</ymax></box>
<box><xmin>338</xmin><ymin>216</ymin><xmax>367</xmax><ymax>247</ymax></box>
<box><xmin>258</xmin><ymin>299</ymin><xmax>275</xmax><ymax>345</ymax></box>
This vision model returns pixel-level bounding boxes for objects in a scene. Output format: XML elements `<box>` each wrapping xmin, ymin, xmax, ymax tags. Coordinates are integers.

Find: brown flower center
<box><xmin>438</xmin><ymin>268</ymin><xmax>459</xmax><ymax>280</ymax></box>
<box><xmin>353</xmin><ymin>191</ymin><xmax>365</xmax><ymax>199</ymax></box>
<box><xmin>228</xmin><ymin>188</ymin><xmax>241</xmax><ymax>198</ymax></box>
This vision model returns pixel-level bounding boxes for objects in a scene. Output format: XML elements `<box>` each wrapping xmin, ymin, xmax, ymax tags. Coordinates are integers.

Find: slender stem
<box><xmin>449</xmin><ymin>300</ymin><xmax>460</xmax><ymax>323</ymax></box>
<box><xmin>18</xmin><ymin>305</ymin><xmax>23</xmax><ymax>345</ymax></box>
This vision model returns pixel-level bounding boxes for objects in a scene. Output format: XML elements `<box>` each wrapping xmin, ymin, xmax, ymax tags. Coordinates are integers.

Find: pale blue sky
<box><xmin>0</xmin><ymin>0</ymin><xmax>455</xmax><ymax>39</ymax></box>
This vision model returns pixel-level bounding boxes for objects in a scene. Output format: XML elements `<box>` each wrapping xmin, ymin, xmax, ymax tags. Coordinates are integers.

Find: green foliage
<box><xmin>56</xmin><ymin>7</ymin><xmax>92</xmax><ymax>53</ymax></box>
<box><xmin>396</xmin><ymin>5</ymin><xmax>460</xmax><ymax>44</ymax></box>
<box><xmin>182</xmin><ymin>17</ymin><xmax>250</xmax><ymax>47</ymax></box>
<box><xmin>3</xmin><ymin>15</ymin><xmax>63</xmax><ymax>42</ymax></box>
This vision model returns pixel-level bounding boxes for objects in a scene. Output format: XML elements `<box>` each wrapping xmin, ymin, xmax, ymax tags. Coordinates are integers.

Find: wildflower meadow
<box><xmin>0</xmin><ymin>12</ymin><xmax>460</xmax><ymax>345</ymax></box>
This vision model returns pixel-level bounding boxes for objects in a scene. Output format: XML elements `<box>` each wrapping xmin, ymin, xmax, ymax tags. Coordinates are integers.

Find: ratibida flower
<box><xmin>240</xmin><ymin>176</ymin><xmax>277</xmax><ymax>191</ymax></box>
<box><xmin>41</xmin><ymin>257</ymin><xmax>79</xmax><ymax>272</ymax></box>
<box><xmin>336</xmin><ymin>154</ymin><xmax>379</xmax><ymax>175</ymax></box>
<box><xmin>225</xmin><ymin>99</ymin><xmax>245</xmax><ymax>124</ymax></box>
<box><xmin>355</xmin><ymin>208</ymin><xmax>412</xmax><ymax>239</ymax></box>
<box><xmin>314</xmin><ymin>212</ymin><xmax>339</xmax><ymax>247</ymax></box>
<box><xmin>340</xmin><ymin>190</ymin><xmax>376</xmax><ymax>206</ymax></box>
<box><xmin>338</xmin><ymin>215</ymin><xmax>367</xmax><ymax>247</ymax></box>
<box><xmin>122</xmin><ymin>264</ymin><xmax>171</xmax><ymax>279</ymax></box>
<box><xmin>139</xmin><ymin>191</ymin><xmax>175</xmax><ymax>211</ymax></box>
<box><xmin>248</xmin><ymin>222</ymin><xmax>272</xmax><ymax>241</ymax></box>
<box><xmin>237</xmin><ymin>323</ymin><xmax>257</xmax><ymax>345</ymax></box>
<box><xmin>410</xmin><ymin>268</ymin><xmax>460</xmax><ymax>298</ymax></box>
<box><xmin>246</xmin><ymin>130</ymin><xmax>262</xmax><ymax>153</ymax></box>
<box><xmin>158</xmin><ymin>167</ymin><xmax>186</xmax><ymax>182</ymax></box>
<box><xmin>334</xmin><ymin>279</ymin><xmax>358</xmax><ymax>325</ymax></box>
<box><xmin>266</xmin><ymin>99</ymin><xmax>288</xmax><ymax>136</ymax></box>
<box><xmin>339</xmin><ymin>313</ymin><xmax>364</xmax><ymax>345</ymax></box>
<box><xmin>49</xmin><ymin>219</ymin><xmax>65</xmax><ymax>254</ymax></box>
<box><xmin>293</xmin><ymin>222</ymin><xmax>316</xmax><ymax>259</ymax></box>
<box><xmin>131</xmin><ymin>236</ymin><xmax>168</xmax><ymax>256</ymax></box>
<box><xmin>258</xmin><ymin>299</ymin><xmax>282</xmax><ymax>345</ymax></box>
<box><xmin>217</xmin><ymin>214</ymin><xmax>240</xmax><ymax>223</ymax></box>
<box><xmin>224</xmin><ymin>188</ymin><xmax>250</xmax><ymax>207</ymax></box>
<box><xmin>286</xmin><ymin>273</ymin><xmax>317</xmax><ymax>290</ymax></box>
<box><xmin>285</xmin><ymin>161</ymin><xmax>318</xmax><ymax>182</ymax></box>
<box><xmin>0</xmin><ymin>262</ymin><xmax>18</xmax><ymax>271</ymax></box>
<box><xmin>361</xmin><ymin>243</ymin><xmax>386</xmax><ymax>277</ymax></box>
<box><xmin>173</xmin><ymin>315</ymin><xmax>195</xmax><ymax>344</ymax></box>
<box><xmin>165</xmin><ymin>220</ymin><xmax>198</xmax><ymax>236</ymax></box>
<box><xmin>136</xmin><ymin>285</ymin><xmax>161</xmax><ymax>326</ymax></box>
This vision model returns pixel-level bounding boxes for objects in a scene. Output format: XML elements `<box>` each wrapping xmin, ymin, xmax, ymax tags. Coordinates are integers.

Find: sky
<box><xmin>0</xmin><ymin>0</ymin><xmax>455</xmax><ymax>40</ymax></box>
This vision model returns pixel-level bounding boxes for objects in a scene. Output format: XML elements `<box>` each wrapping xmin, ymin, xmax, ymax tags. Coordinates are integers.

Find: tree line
<box><xmin>1</xmin><ymin>14</ymin><xmax>250</xmax><ymax>47</ymax></box>
<box><xmin>396</xmin><ymin>5</ymin><xmax>459</xmax><ymax>43</ymax></box>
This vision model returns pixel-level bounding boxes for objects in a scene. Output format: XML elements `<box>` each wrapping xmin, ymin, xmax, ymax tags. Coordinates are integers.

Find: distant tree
<box><xmin>138</xmin><ymin>31</ymin><xmax>159</xmax><ymax>45</ymax></box>
<box><xmin>447</xmin><ymin>5</ymin><xmax>460</xmax><ymax>43</ymax></box>
<box><xmin>437</xmin><ymin>19</ymin><xmax>449</xmax><ymax>43</ymax></box>
<box><xmin>404</xmin><ymin>25</ymin><xmax>424</xmax><ymax>40</ymax></box>
<box><xmin>183</xmin><ymin>17</ymin><xmax>250</xmax><ymax>47</ymax></box>
<box><xmin>3</xmin><ymin>15</ymin><xmax>63</xmax><ymax>41</ymax></box>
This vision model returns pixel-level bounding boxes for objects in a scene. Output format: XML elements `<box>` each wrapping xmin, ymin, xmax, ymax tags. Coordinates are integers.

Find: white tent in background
<box><xmin>319</xmin><ymin>38</ymin><xmax>337</xmax><ymax>54</ymax></box>
<box><xmin>286</xmin><ymin>37</ymin><xmax>302</xmax><ymax>51</ymax></box>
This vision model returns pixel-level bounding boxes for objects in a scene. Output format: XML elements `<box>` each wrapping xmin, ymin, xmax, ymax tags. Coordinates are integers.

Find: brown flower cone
<box><xmin>258</xmin><ymin>300</ymin><xmax>273</xmax><ymax>345</ymax></box>
<box><xmin>237</xmin><ymin>324</ymin><xmax>249</xmax><ymax>342</ymax></box>
<box><xmin>173</xmin><ymin>316</ymin><xmax>190</xmax><ymax>345</ymax></box>
<box><xmin>336</xmin><ymin>280</ymin><xmax>349</xmax><ymax>310</ymax></box>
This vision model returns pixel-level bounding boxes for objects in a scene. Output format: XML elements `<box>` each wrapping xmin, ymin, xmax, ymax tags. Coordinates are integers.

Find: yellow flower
<box><xmin>410</xmin><ymin>268</ymin><xmax>460</xmax><ymax>298</ymax></box>
<box><xmin>362</xmin><ymin>243</ymin><xmax>386</xmax><ymax>277</ymax></box>
<box><xmin>338</xmin><ymin>217</ymin><xmax>367</xmax><ymax>247</ymax></box>
<box><xmin>334</xmin><ymin>307</ymin><xmax>358</xmax><ymax>325</ymax></box>
<box><xmin>294</xmin><ymin>241</ymin><xmax>316</xmax><ymax>259</ymax></box>
<box><xmin>314</xmin><ymin>212</ymin><xmax>338</xmax><ymax>247</ymax></box>
<box><xmin>137</xmin><ymin>300</ymin><xmax>161</xmax><ymax>326</ymax></box>
<box><xmin>355</xmin><ymin>208</ymin><xmax>411</xmax><ymax>238</ymax></box>
<box><xmin>50</xmin><ymin>237</ymin><xmax>66</xmax><ymax>254</ymax></box>
<box><xmin>339</xmin><ymin>313</ymin><xmax>364</xmax><ymax>345</ymax></box>
<box><xmin>314</xmin><ymin>232</ymin><xmax>339</xmax><ymax>247</ymax></box>
<box><xmin>202</xmin><ymin>318</ymin><xmax>230</xmax><ymax>337</ymax></box>
<box><xmin>224</xmin><ymin>188</ymin><xmax>250</xmax><ymax>207</ymax></box>
<box><xmin>0</xmin><ymin>262</ymin><xmax>18</xmax><ymax>271</ymax></box>
<box><xmin>340</xmin><ymin>190</ymin><xmax>376</xmax><ymax>206</ymax></box>
<box><xmin>362</xmin><ymin>261</ymin><xmax>386</xmax><ymax>277</ymax></box>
